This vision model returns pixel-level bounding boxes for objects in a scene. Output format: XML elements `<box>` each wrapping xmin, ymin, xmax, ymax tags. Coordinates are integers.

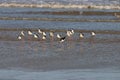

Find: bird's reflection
<box><xmin>89</xmin><ymin>36</ymin><xmax>96</xmax><ymax>48</ymax></box>
<box><xmin>41</xmin><ymin>41</ymin><xmax>47</xmax><ymax>53</ymax></box>
<box><xmin>78</xmin><ymin>42</ymin><xmax>85</xmax><ymax>56</ymax></box>
<box><xmin>17</xmin><ymin>29</ymin><xmax>98</xmax><ymax>55</ymax></box>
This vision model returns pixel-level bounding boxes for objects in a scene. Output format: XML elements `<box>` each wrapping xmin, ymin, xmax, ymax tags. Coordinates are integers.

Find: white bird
<box><xmin>18</xmin><ymin>36</ymin><xmax>22</xmax><ymax>40</ymax></box>
<box><xmin>91</xmin><ymin>32</ymin><xmax>96</xmax><ymax>36</ymax></box>
<box><xmin>49</xmin><ymin>32</ymin><xmax>54</xmax><ymax>37</ymax></box>
<box><xmin>71</xmin><ymin>29</ymin><xmax>74</xmax><ymax>34</ymax></box>
<box><xmin>42</xmin><ymin>36</ymin><xmax>46</xmax><ymax>40</ymax></box>
<box><xmin>20</xmin><ymin>31</ymin><xmax>25</xmax><ymax>36</ymax></box>
<box><xmin>42</xmin><ymin>32</ymin><xmax>46</xmax><ymax>36</ymax></box>
<box><xmin>57</xmin><ymin>34</ymin><xmax>61</xmax><ymax>39</ymax></box>
<box><xmin>38</xmin><ymin>29</ymin><xmax>42</xmax><ymax>34</ymax></box>
<box><xmin>28</xmin><ymin>31</ymin><xmax>33</xmax><ymax>35</ymax></box>
<box><xmin>79</xmin><ymin>33</ymin><xmax>84</xmax><ymax>38</ymax></box>
<box><xmin>33</xmin><ymin>34</ymin><xmax>38</xmax><ymax>39</ymax></box>
<box><xmin>66</xmin><ymin>31</ymin><xmax>71</xmax><ymax>37</ymax></box>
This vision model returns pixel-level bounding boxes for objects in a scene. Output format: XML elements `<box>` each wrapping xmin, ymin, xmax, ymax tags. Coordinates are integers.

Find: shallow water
<box><xmin>0</xmin><ymin>7</ymin><xmax>120</xmax><ymax>79</ymax></box>
<box><xmin>0</xmin><ymin>7</ymin><xmax>120</xmax><ymax>30</ymax></box>
<box><xmin>0</xmin><ymin>69</ymin><xmax>120</xmax><ymax>80</ymax></box>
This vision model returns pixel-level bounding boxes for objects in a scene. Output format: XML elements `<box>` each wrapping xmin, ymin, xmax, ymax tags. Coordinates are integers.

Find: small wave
<box><xmin>0</xmin><ymin>3</ymin><xmax>120</xmax><ymax>10</ymax></box>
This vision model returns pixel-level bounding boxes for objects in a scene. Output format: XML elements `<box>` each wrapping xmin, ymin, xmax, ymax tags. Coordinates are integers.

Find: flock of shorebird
<box><xmin>18</xmin><ymin>29</ymin><xmax>96</xmax><ymax>43</ymax></box>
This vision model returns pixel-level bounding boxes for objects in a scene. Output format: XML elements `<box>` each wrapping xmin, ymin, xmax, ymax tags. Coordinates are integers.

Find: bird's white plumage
<box><xmin>34</xmin><ymin>34</ymin><xmax>38</xmax><ymax>38</ymax></box>
<box><xmin>42</xmin><ymin>32</ymin><xmax>46</xmax><ymax>36</ymax></box>
<box><xmin>71</xmin><ymin>29</ymin><xmax>74</xmax><ymax>34</ymax></box>
<box><xmin>42</xmin><ymin>36</ymin><xmax>46</xmax><ymax>40</ymax></box>
<box><xmin>60</xmin><ymin>39</ymin><xmax>65</xmax><ymax>43</ymax></box>
<box><xmin>79</xmin><ymin>33</ymin><xmax>84</xmax><ymax>38</ymax></box>
<box><xmin>91</xmin><ymin>32</ymin><xmax>96</xmax><ymax>36</ymax></box>
<box><xmin>66</xmin><ymin>31</ymin><xmax>71</xmax><ymax>37</ymax></box>
<box><xmin>21</xmin><ymin>31</ymin><xmax>25</xmax><ymax>36</ymax></box>
<box><xmin>57</xmin><ymin>34</ymin><xmax>61</xmax><ymax>39</ymax></box>
<box><xmin>49</xmin><ymin>32</ymin><xmax>54</xmax><ymax>37</ymax></box>
<box><xmin>18</xmin><ymin>36</ymin><xmax>22</xmax><ymax>40</ymax></box>
<box><xmin>38</xmin><ymin>29</ymin><xmax>42</xmax><ymax>34</ymax></box>
<box><xmin>28</xmin><ymin>31</ymin><xmax>33</xmax><ymax>35</ymax></box>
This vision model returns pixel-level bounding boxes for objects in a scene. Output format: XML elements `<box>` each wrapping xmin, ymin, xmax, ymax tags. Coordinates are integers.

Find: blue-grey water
<box><xmin>0</xmin><ymin>7</ymin><xmax>120</xmax><ymax>30</ymax></box>
<box><xmin>0</xmin><ymin>7</ymin><xmax>120</xmax><ymax>80</ymax></box>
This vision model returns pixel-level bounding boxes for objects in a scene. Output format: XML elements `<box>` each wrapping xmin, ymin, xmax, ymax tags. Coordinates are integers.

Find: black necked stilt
<box><xmin>56</xmin><ymin>34</ymin><xmax>65</xmax><ymax>42</ymax></box>
<box><xmin>66</xmin><ymin>31</ymin><xmax>71</xmax><ymax>37</ymax></box>
<box><xmin>18</xmin><ymin>31</ymin><xmax>25</xmax><ymax>40</ymax></box>
<box><xmin>20</xmin><ymin>31</ymin><xmax>25</xmax><ymax>36</ymax></box>
<box><xmin>28</xmin><ymin>30</ymin><xmax>33</xmax><ymax>35</ymax></box>
<box><xmin>57</xmin><ymin>34</ymin><xmax>61</xmax><ymax>39</ymax></box>
<box><xmin>79</xmin><ymin>33</ymin><xmax>84</xmax><ymax>38</ymax></box>
<box><xmin>42</xmin><ymin>36</ymin><xmax>46</xmax><ymax>40</ymax></box>
<box><xmin>33</xmin><ymin>34</ymin><xmax>39</xmax><ymax>39</ymax></box>
<box><xmin>71</xmin><ymin>29</ymin><xmax>74</xmax><ymax>35</ymax></box>
<box><xmin>91</xmin><ymin>32</ymin><xmax>96</xmax><ymax>36</ymax></box>
<box><xmin>60</xmin><ymin>36</ymin><xmax>66</xmax><ymax>43</ymax></box>
<box><xmin>49</xmin><ymin>32</ymin><xmax>54</xmax><ymax>37</ymax></box>
<box><xmin>38</xmin><ymin>29</ymin><xmax>42</xmax><ymax>34</ymax></box>
<box><xmin>18</xmin><ymin>35</ymin><xmax>22</xmax><ymax>40</ymax></box>
<box><xmin>42</xmin><ymin>32</ymin><xmax>46</xmax><ymax>36</ymax></box>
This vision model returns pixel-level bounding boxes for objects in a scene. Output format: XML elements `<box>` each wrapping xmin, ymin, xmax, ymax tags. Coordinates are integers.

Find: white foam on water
<box><xmin>0</xmin><ymin>3</ymin><xmax>120</xmax><ymax>9</ymax></box>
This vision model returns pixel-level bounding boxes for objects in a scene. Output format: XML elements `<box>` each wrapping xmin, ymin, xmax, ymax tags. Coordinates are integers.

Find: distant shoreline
<box><xmin>0</xmin><ymin>3</ymin><xmax>120</xmax><ymax>10</ymax></box>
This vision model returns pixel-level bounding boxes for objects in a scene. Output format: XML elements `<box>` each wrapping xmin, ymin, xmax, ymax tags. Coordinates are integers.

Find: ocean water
<box><xmin>0</xmin><ymin>6</ymin><xmax>120</xmax><ymax>80</ymax></box>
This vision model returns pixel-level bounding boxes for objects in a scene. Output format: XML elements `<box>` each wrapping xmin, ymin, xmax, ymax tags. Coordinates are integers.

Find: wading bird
<box><xmin>33</xmin><ymin>34</ymin><xmax>38</xmax><ymax>39</ymax></box>
<box><xmin>71</xmin><ymin>29</ymin><xmax>74</xmax><ymax>35</ymax></box>
<box><xmin>42</xmin><ymin>36</ymin><xmax>46</xmax><ymax>40</ymax></box>
<box><xmin>60</xmin><ymin>36</ymin><xmax>66</xmax><ymax>43</ymax></box>
<box><xmin>79</xmin><ymin>33</ymin><xmax>84</xmax><ymax>38</ymax></box>
<box><xmin>18</xmin><ymin>35</ymin><xmax>22</xmax><ymax>40</ymax></box>
<box><xmin>91</xmin><ymin>32</ymin><xmax>96</xmax><ymax>36</ymax></box>
<box><xmin>42</xmin><ymin>32</ymin><xmax>46</xmax><ymax>36</ymax></box>
<box><xmin>38</xmin><ymin>29</ymin><xmax>42</xmax><ymax>34</ymax></box>
<box><xmin>66</xmin><ymin>31</ymin><xmax>71</xmax><ymax>37</ymax></box>
<box><xmin>49</xmin><ymin>32</ymin><xmax>54</xmax><ymax>37</ymax></box>
<box><xmin>57</xmin><ymin>34</ymin><xmax>61</xmax><ymax>39</ymax></box>
<box><xmin>28</xmin><ymin>30</ymin><xmax>33</xmax><ymax>35</ymax></box>
<box><xmin>20</xmin><ymin>31</ymin><xmax>25</xmax><ymax>36</ymax></box>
